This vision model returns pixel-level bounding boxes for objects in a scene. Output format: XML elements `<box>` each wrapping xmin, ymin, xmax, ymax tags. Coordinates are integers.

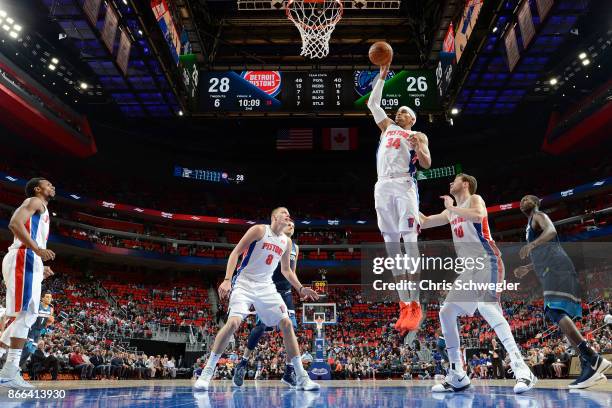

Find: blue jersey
<box><xmin>272</xmin><ymin>241</ymin><xmax>297</xmax><ymax>291</ymax></box>
<box><xmin>28</xmin><ymin>303</ymin><xmax>52</xmax><ymax>342</ymax></box>
<box><xmin>526</xmin><ymin>211</ymin><xmax>575</xmax><ymax>281</ymax></box>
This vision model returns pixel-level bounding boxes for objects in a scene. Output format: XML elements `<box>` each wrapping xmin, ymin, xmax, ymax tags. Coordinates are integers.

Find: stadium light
<box><xmin>0</xmin><ymin>11</ymin><xmax>6</xmax><ymax>18</ymax></box>
<box><xmin>549</xmin><ymin>78</ymin><xmax>558</xmax><ymax>85</ymax></box>
<box><xmin>48</xmin><ymin>64</ymin><xmax>56</xmax><ymax>71</ymax></box>
<box><xmin>178</xmin><ymin>110</ymin><xmax>184</xmax><ymax>116</ymax></box>
<box><xmin>13</xmin><ymin>24</ymin><xmax>21</xmax><ymax>32</ymax></box>
<box><xmin>451</xmin><ymin>108</ymin><xmax>459</xmax><ymax>115</ymax></box>
<box><xmin>582</xmin><ymin>59</ymin><xmax>590</xmax><ymax>66</ymax></box>
<box><xmin>492</xmin><ymin>26</ymin><xmax>498</xmax><ymax>33</ymax></box>
<box><xmin>51</xmin><ymin>57</ymin><xmax>59</xmax><ymax>64</ymax></box>
<box><xmin>9</xmin><ymin>30</ymin><xmax>17</xmax><ymax>38</ymax></box>
<box><xmin>80</xmin><ymin>82</ymin><xmax>89</xmax><ymax>89</ymax></box>
<box><xmin>578</xmin><ymin>52</ymin><xmax>587</xmax><ymax>60</ymax></box>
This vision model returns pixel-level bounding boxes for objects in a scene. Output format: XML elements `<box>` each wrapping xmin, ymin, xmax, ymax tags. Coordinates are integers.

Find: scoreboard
<box><xmin>199</xmin><ymin>70</ymin><xmax>439</xmax><ymax>113</ymax></box>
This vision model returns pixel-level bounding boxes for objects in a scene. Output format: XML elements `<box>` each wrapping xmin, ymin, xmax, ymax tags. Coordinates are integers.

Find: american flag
<box><xmin>276</xmin><ymin>128</ymin><xmax>314</xmax><ymax>150</ymax></box>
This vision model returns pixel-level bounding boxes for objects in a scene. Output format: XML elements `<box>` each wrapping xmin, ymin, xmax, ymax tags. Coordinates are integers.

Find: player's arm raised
<box><xmin>419</xmin><ymin>210</ymin><xmax>450</xmax><ymax>229</ymax></box>
<box><xmin>281</xmin><ymin>239</ymin><xmax>318</xmax><ymax>301</ymax></box>
<box><xmin>8</xmin><ymin>197</ymin><xmax>55</xmax><ymax>261</ymax></box>
<box><xmin>411</xmin><ymin>133</ymin><xmax>431</xmax><ymax>169</ymax></box>
<box><xmin>519</xmin><ymin>212</ymin><xmax>557</xmax><ymax>259</ymax></box>
<box><xmin>367</xmin><ymin>64</ymin><xmax>394</xmax><ymax>132</ymax></box>
<box><xmin>218</xmin><ymin>225</ymin><xmax>266</xmax><ymax>299</ymax></box>
<box><xmin>441</xmin><ymin>194</ymin><xmax>486</xmax><ymax>223</ymax></box>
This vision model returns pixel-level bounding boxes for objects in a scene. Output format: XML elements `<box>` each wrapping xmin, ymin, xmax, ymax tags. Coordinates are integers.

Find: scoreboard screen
<box><xmin>312</xmin><ymin>280</ymin><xmax>328</xmax><ymax>297</ymax></box>
<box><xmin>199</xmin><ymin>70</ymin><xmax>439</xmax><ymax>113</ymax></box>
<box><xmin>174</xmin><ymin>166</ymin><xmax>245</xmax><ymax>185</ymax></box>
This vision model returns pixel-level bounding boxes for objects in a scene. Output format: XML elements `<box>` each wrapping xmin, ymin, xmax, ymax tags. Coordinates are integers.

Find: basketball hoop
<box><xmin>286</xmin><ymin>0</ymin><xmax>343</xmax><ymax>59</ymax></box>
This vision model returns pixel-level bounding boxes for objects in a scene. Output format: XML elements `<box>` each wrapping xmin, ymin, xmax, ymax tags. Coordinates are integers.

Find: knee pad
<box><xmin>401</xmin><ymin>231</ymin><xmax>418</xmax><ymax>243</ymax></box>
<box><xmin>382</xmin><ymin>232</ymin><xmax>401</xmax><ymax>243</ymax></box>
<box><xmin>477</xmin><ymin>303</ymin><xmax>506</xmax><ymax>329</ymax></box>
<box><xmin>247</xmin><ymin>322</ymin><xmax>267</xmax><ymax>350</ymax></box>
<box><xmin>9</xmin><ymin>312</ymin><xmax>37</xmax><ymax>339</ymax></box>
<box><xmin>288</xmin><ymin>311</ymin><xmax>297</xmax><ymax>330</ymax></box>
<box><xmin>545</xmin><ymin>308</ymin><xmax>568</xmax><ymax>325</ymax></box>
<box><xmin>440</xmin><ymin>302</ymin><xmax>462</xmax><ymax>321</ymax></box>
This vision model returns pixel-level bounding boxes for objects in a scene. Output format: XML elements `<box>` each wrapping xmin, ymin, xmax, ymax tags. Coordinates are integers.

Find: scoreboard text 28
<box><xmin>200</xmin><ymin>70</ymin><xmax>439</xmax><ymax>113</ymax></box>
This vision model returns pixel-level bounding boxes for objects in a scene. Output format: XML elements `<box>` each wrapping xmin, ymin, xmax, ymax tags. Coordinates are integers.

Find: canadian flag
<box><xmin>322</xmin><ymin>128</ymin><xmax>358</xmax><ymax>150</ymax></box>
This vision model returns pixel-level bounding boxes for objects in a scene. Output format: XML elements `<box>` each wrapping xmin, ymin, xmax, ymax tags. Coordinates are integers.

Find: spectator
<box><xmin>69</xmin><ymin>346</ymin><xmax>94</xmax><ymax>380</ymax></box>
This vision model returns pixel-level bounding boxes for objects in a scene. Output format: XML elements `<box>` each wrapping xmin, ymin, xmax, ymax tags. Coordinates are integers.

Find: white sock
<box><xmin>478</xmin><ymin>303</ymin><xmax>523</xmax><ymax>365</ymax></box>
<box><xmin>291</xmin><ymin>356</ymin><xmax>306</xmax><ymax>377</ymax></box>
<box><xmin>439</xmin><ymin>303</ymin><xmax>465</xmax><ymax>373</ymax></box>
<box><xmin>204</xmin><ymin>352</ymin><xmax>221</xmax><ymax>371</ymax></box>
<box><xmin>6</xmin><ymin>349</ymin><xmax>22</xmax><ymax>369</ymax></box>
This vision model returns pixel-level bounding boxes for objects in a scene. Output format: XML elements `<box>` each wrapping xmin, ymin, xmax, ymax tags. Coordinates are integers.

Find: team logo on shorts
<box><xmin>408</xmin><ymin>217</ymin><xmax>415</xmax><ymax>229</ymax></box>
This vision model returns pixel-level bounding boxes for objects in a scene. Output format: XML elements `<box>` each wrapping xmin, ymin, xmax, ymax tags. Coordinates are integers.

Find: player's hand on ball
<box><xmin>513</xmin><ymin>265</ymin><xmax>530</xmax><ymax>279</ymax></box>
<box><xmin>380</xmin><ymin>64</ymin><xmax>390</xmax><ymax>80</ymax></box>
<box><xmin>300</xmin><ymin>287</ymin><xmax>319</xmax><ymax>301</ymax></box>
<box><xmin>519</xmin><ymin>243</ymin><xmax>534</xmax><ymax>260</ymax></box>
<box><xmin>218</xmin><ymin>279</ymin><xmax>232</xmax><ymax>300</ymax></box>
<box><xmin>440</xmin><ymin>195</ymin><xmax>454</xmax><ymax>210</ymax></box>
<box><xmin>36</xmin><ymin>248</ymin><xmax>55</xmax><ymax>261</ymax></box>
<box><xmin>43</xmin><ymin>266</ymin><xmax>54</xmax><ymax>279</ymax></box>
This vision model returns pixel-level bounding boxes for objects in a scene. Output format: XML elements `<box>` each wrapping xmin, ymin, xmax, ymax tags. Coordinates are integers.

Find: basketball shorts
<box><xmin>258</xmin><ymin>288</ymin><xmax>297</xmax><ymax>331</ymax></box>
<box><xmin>374</xmin><ymin>177</ymin><xmax>419</xmax><ymax>235</ymax></box>
<box><xmin>2</xmin><ymin>249</ymin><xmax>43</xmax><ymax>317</ymax></box>
<box><xmin>228</xmin><ymin>276</ymin><xmax>289</xmax><ymax>327</ymax></box>
<box><xmin>443</xmin><ymin>255</ymin><xmax>505</xmax><ymax>316</ymax></box>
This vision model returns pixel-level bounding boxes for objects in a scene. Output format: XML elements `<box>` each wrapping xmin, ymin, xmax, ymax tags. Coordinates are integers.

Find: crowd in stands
<box><xmin>0</xmin><ymin>253</ymin><xmax>610</xmax><ymax>383</ymax></box>
<box><xmin>0</xmin><ymin>149</ymin><xmax>610</xmax><ymax>227</ymax></box>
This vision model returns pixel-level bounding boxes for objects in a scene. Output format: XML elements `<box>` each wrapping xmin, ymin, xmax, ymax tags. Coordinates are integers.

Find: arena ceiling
<box><xmin>1</xmin><ymin>1</ymin><xmax>607</xmax><ymax>120</ymax></box>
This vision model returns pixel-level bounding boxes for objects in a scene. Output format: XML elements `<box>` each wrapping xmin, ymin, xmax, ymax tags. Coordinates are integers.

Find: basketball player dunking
<box><xmin>0</xmin><ymin>178</ymin><xmax>55</xmax><ymax>389</ymax></box>
<box><xmin>232</xmin><ymin>221</ymin><xmax>300</xmax><ymax>387</ymax></box>
<box><xmin>515</xmin><ymin>195</ymin><xmax>611</xmax><ymax>389</ymax></box>
<box><xmin>194</xmin><ymin>207</ymin><xmax>320</xmax><ymax>391</ymax></box>
<box><xmin>420</xmin><ymin>174</ymin><xmax>536</xmax><ymax>393</ymax></box>
<box><xmin>367</xmin><ymin>64</ymin><xmax>431</xmax><ymax>333</ymax></box>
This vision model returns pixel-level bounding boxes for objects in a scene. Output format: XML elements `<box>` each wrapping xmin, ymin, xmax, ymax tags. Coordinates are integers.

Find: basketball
<box><xmin>369</xmin><ymin>41</ymin><xmax>393</xmax><ymax>66</ymax></box>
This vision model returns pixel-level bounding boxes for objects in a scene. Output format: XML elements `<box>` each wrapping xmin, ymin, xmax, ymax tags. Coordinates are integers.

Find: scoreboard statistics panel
<box><xmin>199</xmin><ymin>70</ymin><xmax>439</xmax><ymax>112</ymax></box>
<box><xmin>280</xmin><ymin>71</ymin><xmax>354</xmax><ymax>111</ymax></box>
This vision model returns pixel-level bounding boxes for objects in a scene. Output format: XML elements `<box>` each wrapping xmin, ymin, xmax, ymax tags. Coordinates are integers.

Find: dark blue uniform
<box><xmin>526</xmin><ymin>211</ymin><xmax>582</xmax><ymax>318</ymax></box>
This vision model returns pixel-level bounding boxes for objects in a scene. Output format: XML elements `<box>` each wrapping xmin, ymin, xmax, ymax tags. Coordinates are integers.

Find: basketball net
<box><xmin>286</xmin><ymin>0</ymin><xmax>343</xmax><ymax>59</ymax></box>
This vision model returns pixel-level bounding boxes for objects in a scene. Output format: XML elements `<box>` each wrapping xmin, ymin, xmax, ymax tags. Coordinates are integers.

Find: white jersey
<box><xmin>234</xmin><ymin>225</ymin><xmax>289</xmax><ymax>284</ymax></box>
<box><xmin>8</xmin><ymin>204</ymin><xmax>50</xmax><ymax>251</ymax></box>
<box><xmin>376</xmin><ymin>124</ymin><xmax>418</xmax><ymax>179</ymax></box>
<box><xmin>448</xmin><ymin>197</ymin><xmax>502</xmax><ymax>268</ymax></box>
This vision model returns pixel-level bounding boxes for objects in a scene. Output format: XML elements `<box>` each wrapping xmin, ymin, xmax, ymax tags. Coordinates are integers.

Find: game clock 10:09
<box><xmin>199</xmin><ymin>70</ymin><xmax>439</xmax><ymax>113</ymax></box>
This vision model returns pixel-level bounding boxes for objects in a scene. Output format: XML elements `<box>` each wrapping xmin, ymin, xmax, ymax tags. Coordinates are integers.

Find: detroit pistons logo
<box><xmin>241</xmin><ymin>71</ymin><xmax>281</xmax><ymax>96</ymax></box>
